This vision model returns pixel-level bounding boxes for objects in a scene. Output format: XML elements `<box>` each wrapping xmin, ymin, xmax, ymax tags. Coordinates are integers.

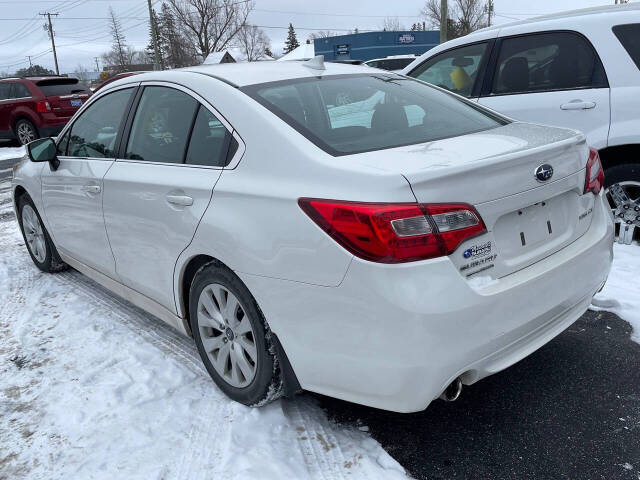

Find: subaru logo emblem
<box><xmin>463</xmin><ymin>249</ymin><xmax>472</xmax><ymax>258</ymax></box>
<box><xmin>535</xmin><ymin>164</ymin><xmax>554</xmax><ymax>182</ymax></box>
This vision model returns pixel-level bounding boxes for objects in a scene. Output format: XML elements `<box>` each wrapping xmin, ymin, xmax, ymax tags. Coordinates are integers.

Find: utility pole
<box><xmin>440</xmin><ymin>0</ymin><xmax>447</xmax><ymax>43</ymax></box>
<box><xmin>94</xmin><ymin>57</ymin><xmax>100</xmax><ymax>72</ymax></box>
<box><xmin>40</xmin><ymin>12</ymin><xmax>59</xmax><ymax>75</ymax></box>
<box><xmin>26</xmin><ymin>56</ymin><xmax>32</xmax><ymax>67</ymax></box>
<box><xmin>147</xmin><ymin>0</ymin><xmax>163</xmax><ymax>70</ymax></box>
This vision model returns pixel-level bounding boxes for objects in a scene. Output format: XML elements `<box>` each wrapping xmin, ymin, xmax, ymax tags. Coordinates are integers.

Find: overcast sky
<box><xmin>0</xmin><ymin>0</ymin><xmax>630</xmax><ymax>74</ymax></box>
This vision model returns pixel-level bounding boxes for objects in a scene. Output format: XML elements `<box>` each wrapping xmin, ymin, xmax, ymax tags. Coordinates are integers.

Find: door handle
<box><xmin>560</xmin><ymin>100</ymin><xmax>596</xmax><ymax>110</ymax></box>
<box><xmin>81</xmin><ymin>184</ymin><xmax>101</xmax><ymax>194</ymax></box>
<box><xmin>166</xmin><ymin>194</ymin><xmax>193</xmax><ymax>206</ymax></box>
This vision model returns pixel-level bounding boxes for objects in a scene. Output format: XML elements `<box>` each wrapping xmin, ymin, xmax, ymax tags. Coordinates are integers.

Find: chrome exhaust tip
<box><xmin>440</xmin><ymin>377</ymin><xmax>463</xmax><ymax>402</ymax></box>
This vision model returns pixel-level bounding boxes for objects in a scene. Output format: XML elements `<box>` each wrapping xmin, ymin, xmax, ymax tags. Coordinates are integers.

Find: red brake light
<box><xmin>298</xmin><ymin>198</ymin><xmax>486</xmax><ymax>263</ymax></box>
<box><xmin>36</xmin><ymin>100</ymin><xmax>51</xmax><ymax>113</ymax></box>
<box><xmin>584</xmin><ymin>148</ymin><xmax>604</xmax><ymax>195</ymax></box>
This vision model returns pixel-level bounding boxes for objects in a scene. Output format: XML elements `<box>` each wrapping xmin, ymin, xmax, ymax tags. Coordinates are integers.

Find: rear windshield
<box><xmin>242</xmin><ymin>74</ymin><xmax>507</xmax><ymax>156</ymax></box>
<box><xmin>36</xmin><ymin>79</ymin><xmax>90</xmax><ymax>96</ymax></box>
<box><xmin>613</xmin><ymin>24</ymin><xmax>640</xmax><ymax>71</ymax></box>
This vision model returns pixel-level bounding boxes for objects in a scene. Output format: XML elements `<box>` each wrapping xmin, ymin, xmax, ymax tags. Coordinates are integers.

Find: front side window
<box><xmin>613</xmin><ymin>24</ymin><xmax>640</xmax><ymax>71</ymax></box>
<box><xmin>408</xmin><ymin>42</ymin><xmax>488</xmax><ymax>98</ymax></box>
<box><xmin>492</xmin><ymin>32</ymin><xmax>607</xmax><ymax>95</ymax></box>
<box><xmin>125</xmin><ymin>86</ymin><xmax>198</xmax><ymax>163</ymax></box>
<box><xmin>244</xmin><ymin>74</ymin><xmax>506</xmax><ymax>156</ymax></box>
<box><xmin>185</xmin><ymin>106</ymin><xmax>233</xmax><ymax>167</ymax></box>
<box><xmin>0</xmin><ymin>83</ymin><xmax>12</xmax><ymax>100</ymax></box>
<box><xmin>67</xmin><ymin>88</ymin><xmax>133</xmax><ymax>158</ymax></box>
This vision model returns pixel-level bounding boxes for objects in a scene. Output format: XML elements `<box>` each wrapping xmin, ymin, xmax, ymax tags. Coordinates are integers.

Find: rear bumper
<box><xmin>38</xmin><ymin>122</ymin><xmax>67</xmax><ymax>138</ymax></box>
<box><xmin>240</xmin><ymin>192</ymin><xmax>614</xmax><ymax>412</ymax></box>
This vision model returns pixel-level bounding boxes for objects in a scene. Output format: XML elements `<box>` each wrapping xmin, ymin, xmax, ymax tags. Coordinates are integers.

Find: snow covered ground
<box><xmin>0</xmin><ymin>178</ymin><xmax>406</xmax><ymax>480</ymax></box>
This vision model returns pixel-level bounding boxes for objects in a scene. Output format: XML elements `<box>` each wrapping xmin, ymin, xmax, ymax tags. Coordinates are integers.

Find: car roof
<box><xmin>476</xmin><ymin>3</ymin><xmax>640</xmax><ymax>34</ymax></box>
<box><xmin>179</xmin><ymin>60</ymin><xmax>376</xmax><ymax>87</ymax></box>
<box><xmin>367</xmin><ymin>55</ymin><xmax>417</xmax><ymax>61</ymax></box>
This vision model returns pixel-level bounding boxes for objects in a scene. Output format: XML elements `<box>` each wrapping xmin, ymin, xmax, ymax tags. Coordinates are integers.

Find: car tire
<box><xmin>17</xmin><ymin>195</ymin><xmax>68</xmax><ymax>273</ymax></box>
<box><xmin>15</xmin><ymin>119</ymin><xmax>39</xmax><ymax>146</ymax></box>
<box><xmin>604</xmin><ymin>163</ymin><xmax>640</xmax><ymax>245</ymax></box>
<box><xmin>190</xmin><ymin>261</ymin><xmax>283</xmax><ymax>406</ymax></box>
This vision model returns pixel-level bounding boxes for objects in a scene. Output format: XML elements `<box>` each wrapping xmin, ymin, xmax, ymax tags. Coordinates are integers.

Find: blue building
<box><xmin>313</xmin><ymin>30</ymin><xmax>440</xmax><ymax>62</ymax></box>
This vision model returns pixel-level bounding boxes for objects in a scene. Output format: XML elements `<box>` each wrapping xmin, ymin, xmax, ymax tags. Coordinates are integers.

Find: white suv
<box><xmin>403</xmin><ymin>4</ymin><xmax>640</xmax><ymax>245</ymax></box>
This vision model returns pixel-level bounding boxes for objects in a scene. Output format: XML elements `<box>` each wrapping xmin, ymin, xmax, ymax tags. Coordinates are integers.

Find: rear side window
<box><xmin>244</xmin><ymin>74</ymin><xmax>506</xmax><ymax>156</ymax></box>
<box><xmin>67</xmin><ymin>88</ymin><xmax>133</xmax><ymax>158</ymax></box>
<box><xmin>125</xmin><ymin>86</ymin><xmax>198</xmax><ymax>163</ymax></box>
<box><xmin>491</xmin><ymin>32</ymin><xmax>607</xmax><ymax>95</ymax></box>
<box><xmin>409</xmin><ymin>42</ymin><xmax>488</xmax><ymax>98</ymax></box>
<box><xmin>185</xmin><ymin>106</ymin><xmax>233</xmax><ymax>167</ymax></box>
<box><xmin>36</xmin><ymin>79</ymin><xmax>90</xmax><ymax>96</ymax></box>
<box><xmin>13</xmin><ymin>83</ymin><xmax>31</xmax><ymax>98</ymax></box>
<box><xmin>613</xmin><ymin>24</ymin><xmax>640</xmax><ymax>71</ymax></box>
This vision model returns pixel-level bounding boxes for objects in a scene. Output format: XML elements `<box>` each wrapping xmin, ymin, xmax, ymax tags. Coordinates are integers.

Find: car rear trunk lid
<box><xmin>347</xmin><ymin>123</ymin><xmax>593</xmax><ymax>278</ymax></box>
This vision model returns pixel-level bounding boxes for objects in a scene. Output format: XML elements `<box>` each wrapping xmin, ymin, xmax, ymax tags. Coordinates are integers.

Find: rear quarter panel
<box><xmin>174</xmin><ymin>75</ymin><xmax>416</xmax><ymax>316</ymax></box>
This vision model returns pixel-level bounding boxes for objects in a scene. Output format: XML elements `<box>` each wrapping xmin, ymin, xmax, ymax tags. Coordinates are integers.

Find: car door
<box><xmin>102</xmin><ymin>83</ymin><xmax>236</xmax><ymax>313</ymax></box>
<box><xmin>478</xmin><ymin>31</ymin><xmax>610</xmax><ymax>149</ymax></box>
<box><xmin>41</xmin><ymin>86</ymin><xmax>136</xmax><ymax>277</ymax></box>
<box><xmin>406</xmin><ymin>41</ymin><xmax>493</xmax><ymax>99</ymax></box>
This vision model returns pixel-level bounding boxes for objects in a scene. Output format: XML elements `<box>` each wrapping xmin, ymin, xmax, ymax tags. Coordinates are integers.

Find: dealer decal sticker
<box><xmin>463</xmin><ymin>241</ymin><xmax>492</xmax><ymax>259</ymax></box>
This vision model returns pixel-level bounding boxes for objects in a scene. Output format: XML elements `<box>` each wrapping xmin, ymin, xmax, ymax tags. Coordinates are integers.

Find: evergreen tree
<box><xmin>146</xmin><ymin>8</ymin><xmax>165</xmax><ymax>68</ymax></box>
<box><xmin>283</xmin><ymin>23</ymin><xmax>299</xmax><ymax>54</ymax></box>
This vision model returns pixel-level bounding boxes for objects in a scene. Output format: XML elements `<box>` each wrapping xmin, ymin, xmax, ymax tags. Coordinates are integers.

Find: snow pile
<box><xmin>0</xmin><ymin>179</ymin><xmax>406</xmax><ymax>480</ymax></box>
<box><xmin>592</xmin><ymin>243</ymin><xmax>640</xmax><ymax>342</ymax></box>
<box><xmin>0</xmin><ymin>145</ymin><xmax>25</xmax><ymax>162</ymax></box>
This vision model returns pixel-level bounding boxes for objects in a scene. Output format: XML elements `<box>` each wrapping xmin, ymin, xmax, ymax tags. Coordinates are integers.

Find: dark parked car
<box><xmin>0</xmin><ymin>76</ymin><xmax>91</xmax><ymax>145</ymax></box>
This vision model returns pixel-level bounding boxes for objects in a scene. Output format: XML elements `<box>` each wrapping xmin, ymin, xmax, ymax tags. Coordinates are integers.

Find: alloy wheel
<box><xmin>22</xmin><ymin>204</ymin><xmax>47</xmax><ymax>263</ymax></box>
<box><xmin>606</xmin><ymin>181</ymin><xmax>640</xmax><ymax>245</ymax></box>
<box><xmin>197</xmin><ymin>283</ymin><xmax>258</xmax><ymax>388</ymax></box>
<box><xmin>17</xmin><ymin>122</ymin><xmax>36</xmax><ymax>145</ymax></box>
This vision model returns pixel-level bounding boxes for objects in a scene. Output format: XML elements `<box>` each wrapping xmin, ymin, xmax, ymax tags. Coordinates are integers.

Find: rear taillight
<box><xmin>298</xmin><ymin>198</ymin><xmax>486</xmax><ymax>263</ymax></box>
<box><xmin>584</xmin><ymin>148</ymin><xmax>604</xmax><ymax>195</ymax></box>
<box><xmin>36</xmin><ymin>100</ymin><xmax>51</xmax><ymax>113</ymax></box>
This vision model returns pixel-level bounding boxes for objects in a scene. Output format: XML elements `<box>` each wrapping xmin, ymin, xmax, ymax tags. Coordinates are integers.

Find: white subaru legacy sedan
<box><xmin>12</xmin><ymin>59</ymin><xmax>613</xmax><ymax>413</ymax></box>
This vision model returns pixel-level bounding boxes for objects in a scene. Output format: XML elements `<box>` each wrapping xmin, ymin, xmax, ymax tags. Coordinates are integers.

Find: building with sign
<box><xmin>313</xmin><ymin>30</ymin><xmax>440</xmax><ymax>62</ymax></box>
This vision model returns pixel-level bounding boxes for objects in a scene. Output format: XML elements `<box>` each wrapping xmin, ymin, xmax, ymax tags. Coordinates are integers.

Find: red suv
<box><xmin>0</xmin><ymin>76</ymin><xmax>91</xmax><ymax>145</ymax></box>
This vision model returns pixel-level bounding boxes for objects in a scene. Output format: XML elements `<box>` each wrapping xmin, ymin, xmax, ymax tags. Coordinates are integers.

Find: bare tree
<box><xmin>380</xmin><ymin>16</ymin><xmax>404</xmax><ymax>31</ymax></box>
<box><xmin>167</xmin><ymin>0</ymin><xmax>252</xmax><ymax>59</ymax></box>
<box><xmin>235</xmin><ymin>24</ymin><xmax>271</xmax><ymax>61</ymax></box>
<box><xmin>421</xmin><ymin>0</ymin><xmax>487</xmax><ymax>38</ymax></box>
<box><xmin>457</xmin><ymin>0</ymin><xmax>487</xmax><ymax>34</ymax></box>
<box><xmin>307</xmin><ymin>30</ymin><xmax>335</xmax><ymax>40</ymax></box>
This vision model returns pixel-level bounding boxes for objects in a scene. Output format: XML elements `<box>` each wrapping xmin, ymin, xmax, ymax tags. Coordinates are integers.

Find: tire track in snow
<box><xmin>56</xmin><ymin>270</ymin><xmax>237</xmax><ymax>480</ymax></box>
<box><xmin>284</xmin><ymin>398</ymin><xmax>349</xmax><ymax>480</ymax></box>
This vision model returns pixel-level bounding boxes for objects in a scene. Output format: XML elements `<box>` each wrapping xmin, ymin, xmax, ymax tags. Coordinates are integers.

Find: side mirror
<box><xmin>27</xmin><ymin>137</ymin><xmax>59</xmax><ymax>170</ymax></box>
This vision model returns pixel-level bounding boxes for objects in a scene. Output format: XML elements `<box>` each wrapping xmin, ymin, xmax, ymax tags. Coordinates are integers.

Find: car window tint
<box><xmin>13</xmin><ymin>84</ymin><xmax>31</xmax><ymax>98</ymax></box>
<box><xmin>378</xmin><ymin>58</ymin><xmax>414</xmax><ymax>71</ymax></box>
<box><xmin>125</xmin><ymin>86</ymin><xmax>198</xmax><ymax>163</ymax></box>
<box><xmin>613</xmin><ymin>24</ymin><xmax>640</xmax><ymax>71</ymax></box>
<box><xmin>36</xmin><ymin>80</ymin><xmax>90</xmax><ymax>96</ymax></box>
<box><xmin>0</xmin><ymin>83</ymin><xmax>12</xmax><ymax>100</ymax></box>
<box><xmin>185</xmin><ymin>106</ymin><xmax>232</xmax><ymax>167</ymax></box>
<box><xmin>68</xmin><ymin>88</ymin><xmax>133</xmax><ymax>158</ymax></box>
<box><xmin>245</xmin><ymin>74</ymin><xmax>506</xmax><ymax>156</ymax></box>
<box><xmin>409</xmin><ymin>43</ymin><xmax>487</xmax><ymax>98</ymax></box>
<box><xmin>492</xmin><ymin>32</ymin><xmax>607</xmax><ymax>95</ymax></box>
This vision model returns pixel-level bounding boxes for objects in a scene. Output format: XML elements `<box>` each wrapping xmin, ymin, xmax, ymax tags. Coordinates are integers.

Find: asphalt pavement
<box><xmin>317</xmin><ymin>310</ymin><xmax>640</xmax><ymax>479</ymax></box>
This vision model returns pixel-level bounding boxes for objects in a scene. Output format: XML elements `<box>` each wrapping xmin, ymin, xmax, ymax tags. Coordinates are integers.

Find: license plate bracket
<box><xmin>70</xmin><ymin>99</ymin><xmax>82</xmax><ymax>107</ymax></box>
